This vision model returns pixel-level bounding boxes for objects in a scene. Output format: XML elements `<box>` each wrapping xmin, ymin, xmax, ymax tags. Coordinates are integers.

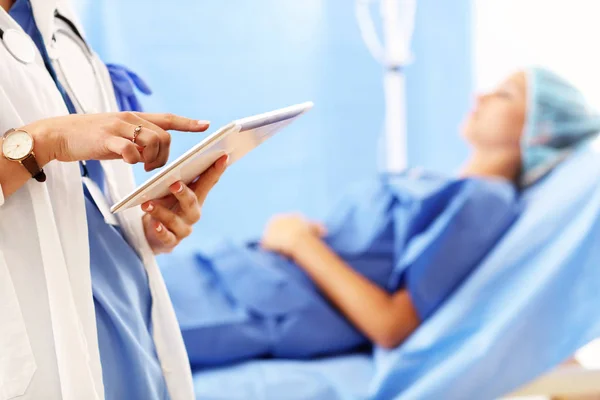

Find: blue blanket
<box><xmin>162</xmin><ymin>173</ymin><xmax>520</xmax><ymax>368</ymax></box>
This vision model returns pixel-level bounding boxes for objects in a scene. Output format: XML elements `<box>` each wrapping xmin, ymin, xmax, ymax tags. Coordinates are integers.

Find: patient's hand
<box><xmin>260</xmin><ymin>213</ymin><xmax>327</xmax><ymax>258</ymax></box>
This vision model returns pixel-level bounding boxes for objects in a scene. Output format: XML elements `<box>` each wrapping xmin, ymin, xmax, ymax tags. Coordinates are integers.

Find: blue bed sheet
<box><xmin>193</xmin><ymin>354</ymin><xmax>373</xmax><ymax>400</ymax></box>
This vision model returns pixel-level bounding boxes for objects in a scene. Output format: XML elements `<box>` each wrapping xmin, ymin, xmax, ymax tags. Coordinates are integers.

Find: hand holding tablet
<box><xmin>111</xmin><ymin>101</ymin><xmax>313</xmax><ymax>213</ymax></box>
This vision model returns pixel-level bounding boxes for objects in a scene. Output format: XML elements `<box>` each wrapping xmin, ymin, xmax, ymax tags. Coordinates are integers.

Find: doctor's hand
<box><xmin>25</xmin><ymin>112</ymin><xmax>209</xmax><ymax>171</ymax></box>
<box><xmin>260</xmin><ymin>213</ymin><xmax>327</xmax><ymax>259</ymax></box>
<box><xmin>141</xmin><ymin>155</ymin><xmax>228</xmax><ymax>254</ymax></box>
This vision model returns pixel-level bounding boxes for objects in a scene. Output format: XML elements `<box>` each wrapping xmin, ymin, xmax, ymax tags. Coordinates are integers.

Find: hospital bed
<box><xmin>192</xmin><ymin>139</ymin><xmax>600</xmax><ymax>399</ymax></box>
<box><xmin>192</xmin><ymin>353</ymin><xmax>600</xmax><ymax>399</ymax></box>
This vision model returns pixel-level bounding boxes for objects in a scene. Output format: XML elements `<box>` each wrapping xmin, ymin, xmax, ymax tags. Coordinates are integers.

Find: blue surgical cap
<box><xmin>521</xmin><ymin>67</ymin><xmax>600</xmax><ymax>187</ymax></box>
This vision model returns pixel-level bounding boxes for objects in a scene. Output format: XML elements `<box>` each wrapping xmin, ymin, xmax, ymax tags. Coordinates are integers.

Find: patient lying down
<box><xmin>161</xmin><ymin>68</ymin><xmax>598</xmax><ymax>368</ymax></box>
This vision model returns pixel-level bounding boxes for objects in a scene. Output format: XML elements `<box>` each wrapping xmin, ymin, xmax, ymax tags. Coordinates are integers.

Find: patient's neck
<box><xmin>0</xmin><ymin>0</ymin><xmax>15</xmax><ymax>12</ymax></box>
<box><xmin>460</xmin><ymin>150</ymin><xmax>520</xmax><ymax>183</ymax></box>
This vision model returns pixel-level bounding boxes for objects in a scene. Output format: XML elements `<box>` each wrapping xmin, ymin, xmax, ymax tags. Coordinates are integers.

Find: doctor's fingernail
<box><xmin>197</xmin><ymin>120</ymin><xmax>210</xmax><ymax>126</ymax></box>
<box><xmin>156</xmin><ymin>223</ymin><xmax>163</xmax><ymax>232</ymax></box>
<box><xmin>170</xmin><ymin>182</ymin><xmax>184</xmax><ymax>193</ymax></box>
<box><xmin>144</xmin><ymin>202</ymin><xmax>154</xmax><ymax>212</ymax></box>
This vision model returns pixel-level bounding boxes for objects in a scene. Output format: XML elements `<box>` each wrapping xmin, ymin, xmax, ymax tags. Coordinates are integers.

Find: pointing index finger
<box><xmin>135</xmin><ymin>112</ymin><xmax>210</xmax><ymax>132</ymax></box>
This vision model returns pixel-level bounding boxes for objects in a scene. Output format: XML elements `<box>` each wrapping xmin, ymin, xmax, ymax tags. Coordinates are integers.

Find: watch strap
<box><xmin>21</xmin><ymin>153</ymin><xmax>46</xmax><ymax>182</ymax></box>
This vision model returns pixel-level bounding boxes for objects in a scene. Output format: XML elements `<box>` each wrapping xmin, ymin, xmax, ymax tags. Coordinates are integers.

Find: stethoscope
<box><xmin>0</xmin><ymin>9</ymin><xmax>111</xmax><ymax>114</ymax></box>
<box><xmin>0</xmin><ymin>24</ymin><xmax>35</xmax><ymax>64</ymax></box>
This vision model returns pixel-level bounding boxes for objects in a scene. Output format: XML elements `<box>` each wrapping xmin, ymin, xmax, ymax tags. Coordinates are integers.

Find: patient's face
<box><xmin>462</xmin><ymin>72</ymin><xmax>527</xmax><ymax>152</ymax></box>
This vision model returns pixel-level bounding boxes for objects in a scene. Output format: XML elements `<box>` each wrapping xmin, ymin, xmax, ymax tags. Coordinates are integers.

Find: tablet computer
<box><xmin>110</xmin><ymin>101</ymin><xmax>313</xmax><ymax>213</ymax></box>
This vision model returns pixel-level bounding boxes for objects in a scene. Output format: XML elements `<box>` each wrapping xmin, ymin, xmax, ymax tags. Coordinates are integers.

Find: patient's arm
<box><xmin>290</xmin><ymin>235</ymin><xmax>420</xmax><ymax>349</ymax></box>
<box><xmin>261</xmin><ymin>214</ymin><xmax>420</xmax><ymax>349</ymax></box>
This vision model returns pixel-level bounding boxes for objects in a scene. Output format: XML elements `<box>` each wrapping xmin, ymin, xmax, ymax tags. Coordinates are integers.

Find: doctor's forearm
<box><xmin>1</xmin><ymin>111</ymin><xmax>201</xmax><ymax>200</ymax></box>
<box><xmin>291</xmin><ymin>236</ymin><xmax>420</xmax><ymax>348</ymax></box>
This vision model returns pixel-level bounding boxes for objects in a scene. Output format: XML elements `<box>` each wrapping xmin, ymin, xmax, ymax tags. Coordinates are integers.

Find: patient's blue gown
<box><xmin>161</xmin><ymin>172</ymin><xmax>520</xmax><ymax>368</ymax></box>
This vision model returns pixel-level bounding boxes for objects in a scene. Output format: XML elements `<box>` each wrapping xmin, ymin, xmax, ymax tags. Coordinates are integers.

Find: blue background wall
<box><xmin>77</xmin><ymin>0</ymin><xmax>471</xmax><ymax>251</ymax></box>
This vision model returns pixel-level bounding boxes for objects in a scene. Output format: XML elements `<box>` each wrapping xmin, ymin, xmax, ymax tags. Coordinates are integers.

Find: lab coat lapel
<box><xmin>87</xmin><ymin>28</ymin><xmax>197</xmax><ymax>400</ymax></box>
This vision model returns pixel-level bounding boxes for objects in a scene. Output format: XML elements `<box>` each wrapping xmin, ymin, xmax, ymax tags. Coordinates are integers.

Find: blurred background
<box><xmin>71</xmin><ymin>0</ymin><xmax>600</xmax><ymax>252</ymax></box>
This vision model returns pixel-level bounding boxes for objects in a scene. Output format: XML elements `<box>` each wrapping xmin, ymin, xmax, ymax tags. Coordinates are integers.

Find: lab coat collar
<box><xmin>30</xmin><ymin>0</ymin><xmax>58</xmax><ymax>52</ymax></box>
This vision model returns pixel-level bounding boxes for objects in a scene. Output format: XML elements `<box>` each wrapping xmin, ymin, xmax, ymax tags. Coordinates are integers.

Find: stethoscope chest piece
<box><xmin>1</xmin><ymin>28</ymin><xmax>36</xmax><ymax>64</ymax></box>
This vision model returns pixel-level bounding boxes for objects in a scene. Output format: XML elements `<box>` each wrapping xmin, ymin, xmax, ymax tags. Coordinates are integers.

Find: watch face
<box><xmin>3</xmin><ymin>130</ymin><xmax>34</xmax><ymax>161</ymax></box>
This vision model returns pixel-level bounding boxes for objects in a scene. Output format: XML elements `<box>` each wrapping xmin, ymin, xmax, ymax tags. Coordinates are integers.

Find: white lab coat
<box><xmin>0</xmin><ymin>1</ymin><xmax>194</xmax><ymax>399</ymax></box>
